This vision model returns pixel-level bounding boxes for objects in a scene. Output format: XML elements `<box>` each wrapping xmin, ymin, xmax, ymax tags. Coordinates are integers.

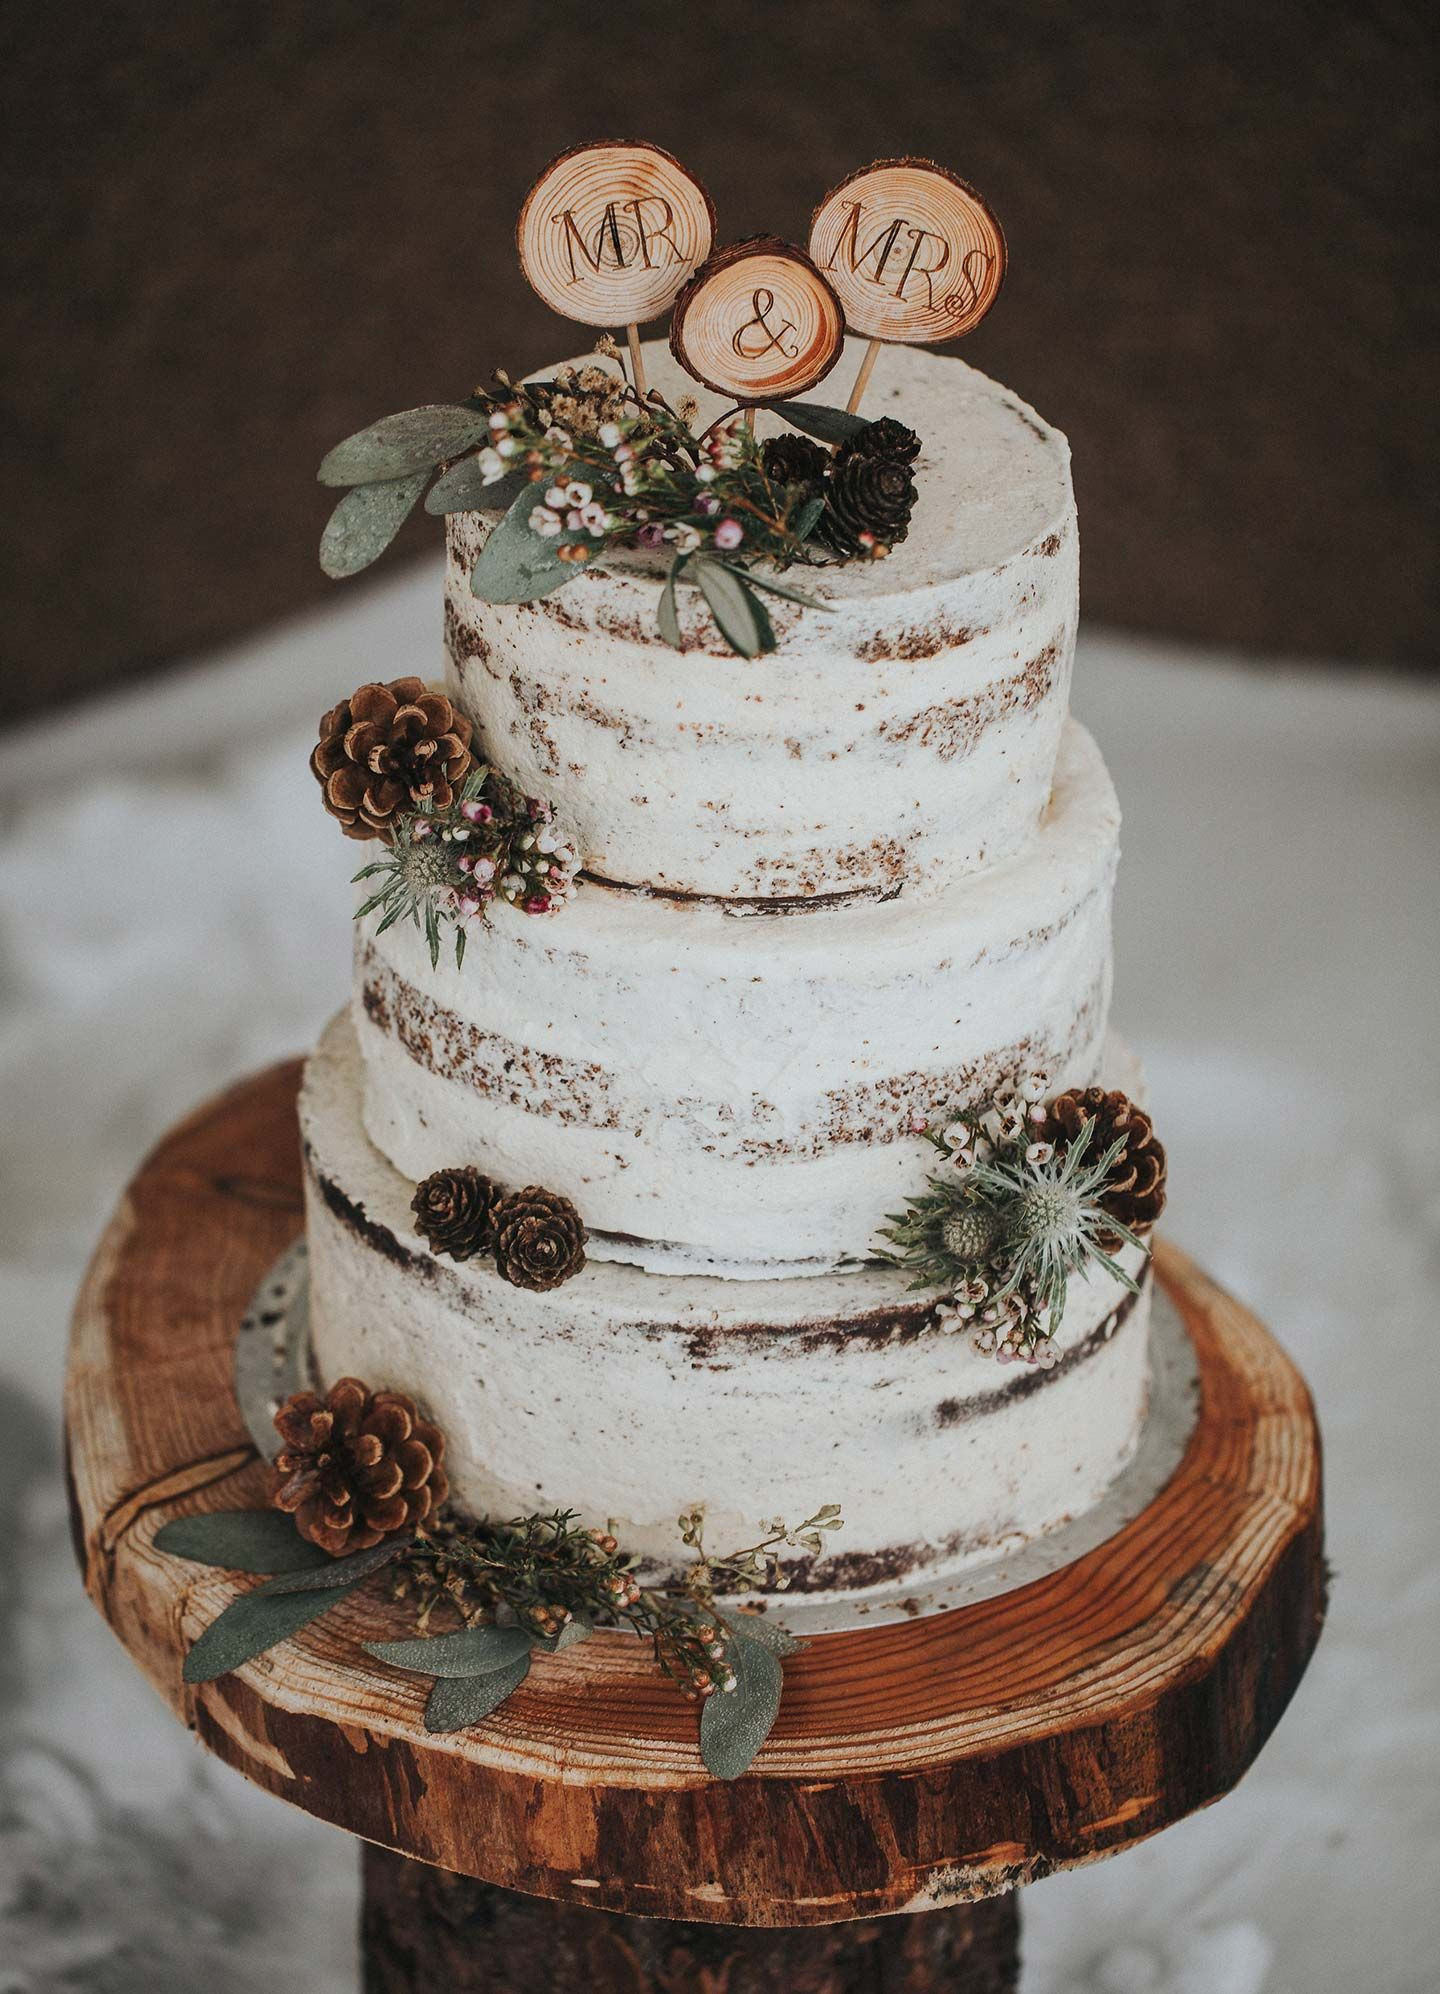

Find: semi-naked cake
<box><xmin>300</xmin><ymin>339</ymin><xmax>1159</xmax><ymax>1604</ymax></box>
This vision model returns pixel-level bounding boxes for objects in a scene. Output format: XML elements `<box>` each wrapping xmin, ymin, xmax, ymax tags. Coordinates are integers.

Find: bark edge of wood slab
<box><xmin>65</xmin><ymin>1060</ymin><xmax>1326</xmax><ymax>1928</ymax></box>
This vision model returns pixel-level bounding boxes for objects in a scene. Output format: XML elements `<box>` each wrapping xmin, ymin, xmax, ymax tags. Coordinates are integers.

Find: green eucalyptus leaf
<box><xmin>320</xmin><ymin>472</ymin><xmax>429</xmax><ymax>579</ymax></box>
<box><xmin>744</xmin><ymin>580</ymin><xmax>778</xmax><ymax>656</ymax></box>
<box><xmin>534</xmin><ymin>1614</ymin><xmax>594</xmax><ymax>1654</ymax></box>
<box><xmin>792</xmin><ymin>493</ymin><xmax>828</xmax><ymax>543</ymax></box>
<box><xmin>256</xmin><ymin>1536</ymin><xmax>410</xmax><ymax>1597</ymax></box>
<box><xmin>699</xmin><ymin>1630</ymin><xmax>783</xmax><ymax>1781</ymax></box>
<box><xmin>154</xmin><ymin>1511</ymin><xmax>329</xmax><ymax>1576</ymax></box>
<box><xmin>424</xmin><ymin>1652</ymin><xmax>531</xmax><ymax>1733</ymax></box>
<box><xmin>182</xmin><ymin>1579</ymin><xmax>363</xmax><ymax>1684</ymax></box>
<box><xmin>726</xmin><ymin>566</ymin><xmax>832</xmax><ymax>611</ymax></box>
<box><xmin>426</xmin><ymin>455</ymin><xmax>529</xmax><ymax>515</ymax></box>
<box><xmin>768</xmin><ymin>401</ymin><xmax>869</xmax><ymax>445</ymax></box>
<box><xmin>716</xmin><ymin>1609</ymin><xmax>806</xmax><ymax>1659</ymax></box>
<box><xmin>319</xmin><ymin>405</ymin><xmax>492</xmax><ymax>487</ymax></box>
<box><xmin>657</xmin><ymin>553</ymin><xmax>687</xmax><ymax>650</ymax></box>
<box><xmin>470</xmin><ymin>483</ymin><xmax>574</xmax><ymax>605</ymax></box>
<box><xmin>363</xmin><ymin>1623</ymin><xmax>534</xmax><ymax>1678</ymax></box>
<box><xmin>692</xmin><ymin>556</ymin><xmax>764</xmax><ymax>659</ymax></box>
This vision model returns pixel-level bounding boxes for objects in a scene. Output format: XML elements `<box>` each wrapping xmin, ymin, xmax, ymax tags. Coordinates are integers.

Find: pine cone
<box><xmin>411</xmin><ymin>1166</ymin><xmax>499</xmax><ymax>1261</ymax></box>
<box><xmin>312</xmin><ymin>677</ymin><xmax>473</xmax><ymax>842</ymax></box>
<box><xmin>815</xmin><ymin>435</ymin><xmax>917</xmax><ymax>558</ymax></box>
<box><xmin>849</xmin><ymin>416</ymin><xmax>922</xmax><ymax>466</ymax></box>
<box><xmin>271</xmin><ymin>1376</ymin><xmax>449</xmax><ymax>1556</ymax></box>
<box><xmin>1044</xmin><ymin>1088</ymin><xmax>1168</xmax><ymax>1245</ymax></box>
<box><xmin>760</xmin><ymin>432</ymin><xmax>830</xmax><ymax>487</ymax></box>
<box><xmin>492</xmin><ymin>1186</ymin><xmax>587</xmax><ymax>1291</ymax></box>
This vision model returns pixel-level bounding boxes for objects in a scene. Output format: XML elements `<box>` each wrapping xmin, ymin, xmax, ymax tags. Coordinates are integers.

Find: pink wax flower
<box><xmin>713</xmin><ymin>518</ymin><xmax>744</xmax><ymax>550</ymax></box>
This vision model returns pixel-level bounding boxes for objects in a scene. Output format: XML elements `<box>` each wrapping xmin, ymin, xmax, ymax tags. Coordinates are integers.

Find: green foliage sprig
<box><xmin>353</xmin><ymin>764</ymin><xmax>578</xmax><ymax>970</ymax></box>
<box><xmin>157</xmin><ymin>1496</ymin><xmax>842</xmax><ymax>1780</ymax></box>
<box><xmin>877</xmin><ymin>1089</ymin><xmax>1149</xmax><ymax>1367</ymax></box>
<box><xmin>316</xmin><ymin>354</ymin><xmax>916</xmax><ymax>656</ymax></box>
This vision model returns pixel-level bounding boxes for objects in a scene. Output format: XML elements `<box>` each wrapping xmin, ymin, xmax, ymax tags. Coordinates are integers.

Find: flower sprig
<box><xmin>315</xmin><ymin>359</ymin><xmax>922</xmax><ymax>656</ymax></box>
<box><xmin>877</xmin><ymin>1081</ymin><xmax>1162</xmax><ymax>1365</ymax></box>
<box><xmin>353</xmin><ymin>763</ymin><xmax>578</xmax><ymax>970</ymax></box>
<box><xmin>157</xmin><ymin>1485</ymin><xmax>843</xmax><ymax>1779</ymax></box>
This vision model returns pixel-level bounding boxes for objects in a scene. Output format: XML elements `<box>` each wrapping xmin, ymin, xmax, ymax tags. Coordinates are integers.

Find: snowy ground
<box><xmin>1</xmin><ymin>564</ymin><xmax>1436</xmax><ymax>1992</ymax></box>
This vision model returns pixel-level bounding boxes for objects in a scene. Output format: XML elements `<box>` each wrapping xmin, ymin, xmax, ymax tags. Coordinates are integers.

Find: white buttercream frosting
<box><xmin>303</xmin><ymin>1012</ymin><xmax>1151</xmax><ymax>1596</ymax></box>
<box><xmin>445</xmin><ymin>339</ymin><xmax>1078</xmax><ymax>901</ymax></box>
<box><xmin>353</xmin><ymin>718</ymin><xmax>1118</xmax><ymax>1274</ymax></box>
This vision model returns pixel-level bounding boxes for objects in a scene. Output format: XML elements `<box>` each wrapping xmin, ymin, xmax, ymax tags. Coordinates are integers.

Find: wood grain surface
<box><xmin>810</xmin><ymin>159</ymin><xmax>1006</xmax><ymax>344</ymax></box>
<box><xmin>670</xmin><ymin>238</ymin><xmax>845</xmax><ymax>404</ymax></box>
<box><xmin>65</xmin><ymin>1060</ymin><xmax>1326</xmax><ymax>1928</ymax></box>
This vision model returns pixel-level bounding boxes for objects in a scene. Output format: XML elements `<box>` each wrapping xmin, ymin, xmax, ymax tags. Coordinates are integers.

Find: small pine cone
<box><xmin>760</xmin><ymin>432</ymin><xmax>830</xmax><ymax>487</ymax></box>
<box><xmin>848</xmin><ymin>416</ymin><xmax>922</xmax><ymax>466</ymax></box>
<box><xmin>815</xmin><ymin>436</ymin><xmax>917</xmax><ymax>558</ymax></box>
<box><xmin>312</xmin><ymin>677</ymin><xmax>473</xmax><ymax>842</ymax></box>
<box><xmin>492</xmin><ymin>1185</ymin><xmax>587</xmax><ymax>1291</ymax></box>
<box><xmin>271</xmin><ymin>1376</ymin><xmax>448</xmax><ymax>1556</ymax></box>
<box><xmin>1044</xmin><ymin>1088</ymin><xmax>1168</xmax><ymax>1245</ymax></box>
<box><xmin>411</xmin><ymin>1166</ymin><xmax>499</xmax><ymax>1261</ymax></box>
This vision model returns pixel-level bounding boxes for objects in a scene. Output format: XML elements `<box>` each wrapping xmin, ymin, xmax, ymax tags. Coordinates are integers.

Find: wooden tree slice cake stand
<box><xmin>65</xmin><ymin>1062</ymin><xmax>1326</xmax><ymax>1992</ymax></box>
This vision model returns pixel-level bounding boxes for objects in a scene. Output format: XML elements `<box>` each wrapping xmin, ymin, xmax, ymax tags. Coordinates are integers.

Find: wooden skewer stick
<box><xmin>846</xmin><ymin>336</ymin><xmax>883</xmax><ymax>416</ymax></box>
<box><xmin>625</xmin><ymin>323</ymin><xmax>648</xmax><ymax>401</ymax></box>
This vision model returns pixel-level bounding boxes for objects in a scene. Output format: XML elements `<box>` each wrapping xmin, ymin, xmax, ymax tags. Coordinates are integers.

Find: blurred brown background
<box><xmin>2</xmin><ymin>0</ymin><xmax>1434</xmax><ymax>727</ymax></box>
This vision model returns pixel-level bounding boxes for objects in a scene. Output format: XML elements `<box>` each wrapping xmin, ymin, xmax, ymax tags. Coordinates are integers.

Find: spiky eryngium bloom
<box><xmin>966</xmin><ymin>1112</ymin><xmax>1146</xmax><ymax>1323</ymax></box>
<box><xmin>877</xmin><ymin>1098</ymin><xmax>1151</xmax><ymax>1355</ymax></box>
<box><xmin>352</xmin><ymin>764</ymin><xmax>578</xmax><ymax>969</ymax></box>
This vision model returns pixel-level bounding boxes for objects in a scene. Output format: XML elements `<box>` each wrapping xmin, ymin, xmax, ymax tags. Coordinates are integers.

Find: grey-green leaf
<box><xmin>319</xmin><ymin>406</ymin><xmax>492</xmax><ymax>487</ymax></box>
<box><xmin>182</xmin><ymin>1579</ymin><xmax>363</xmax><ymax>1683</ymax></box>
<box><xmin>692</xmin><ymin>556</ymin><xmax>764</xmax><ymax>658</ymax></box>
<box><xmin>534</xmin><ymin>1614</ymin><xmax>594</xmax><ymax>1654</ymax></box>
<box><xmin>716</xmin><ymin>1609</ymin><xmax>806</xmax><ymax>1659</ymax></box>
<box><xmin>768</xmin><ymin>401</ymin><xmax>869</xmax><ymax>445</ymax></box>
<box><xmin>257</xmin><ymin>1536</ymin><xmax>410</xmax><ymax>1597</ymax></box>
<box><xmin>470</xmin><ymin>484</ymin><xmax>574</xmax><ymax>605</ymax></box>
<box><xmin>320</xmin><ymin>472</ymin><xmax>430</xmax><ymax>579</ymax></box>
<box><xmin>424</xmin><ymin>1652</ymin><xmax>531</xmax><ymax>1733</ymax></box>
<box><xmin>657</xmin><ymin>555</ymin><xmax>687</xmax><ymax>650</ymax></box>
<box><xmin>699</xmin><ymin>1631</ymin><xmax>784</xmax><ymax>1780</ymax></box>
<box><xmin>363</xmin><ymin>1623</ymin><xmax>534</xmax><ymax>1678</ymax></box>
<box><xmin>154</xmin><ymin>1510</ymin><xmax>330</xmax><ymax>1576</ymax></box>
<box><xmin>425</xmin><ymin>455</ymin><xmax>529</xmax><ymax>515</ymax></box>
<box><xmin>791</xmin><ymin>493</ymin><xmax>829</xmax><ymax>543</ymax></box>
<box><xmin>732</xmin><ymin>565</ymin><xmax>831</xmax><ymax>611</ymax></box>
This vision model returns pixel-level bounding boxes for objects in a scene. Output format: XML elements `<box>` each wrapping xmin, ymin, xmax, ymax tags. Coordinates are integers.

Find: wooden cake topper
<box><xmin>809</xmin><ymin>158</ymin><xmax>1007</xmax><ymax>411</ymax></box>
<box><xmin>517</xmin><ymin>142</ymin><xmax>715</xmax><ymax>398</ymax></box>
<box><xmin>669</xmin><ymin>238</ymin><xmax>845</xmax><ymax>406</ymax></box>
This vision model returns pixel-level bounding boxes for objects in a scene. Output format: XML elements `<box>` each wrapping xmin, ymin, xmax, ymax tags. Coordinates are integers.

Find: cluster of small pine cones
<box><xmin>410</xmin><ymin>1167</ymin><xmax>586</xmax><ymax>1290</ymax></box>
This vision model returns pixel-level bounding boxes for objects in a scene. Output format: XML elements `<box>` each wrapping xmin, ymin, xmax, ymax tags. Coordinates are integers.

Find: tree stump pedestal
<box><xmin>65</xmin><ymin>1064</ymin><xmax>1326</xmax><ymax>1991</ymax></box>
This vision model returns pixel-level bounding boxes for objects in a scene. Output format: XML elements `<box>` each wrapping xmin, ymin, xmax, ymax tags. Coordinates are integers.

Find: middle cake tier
<box><xmin>355</xmin><ymin>718</ymin><xmax>1119</xmax><ymax>1276</ymax></box>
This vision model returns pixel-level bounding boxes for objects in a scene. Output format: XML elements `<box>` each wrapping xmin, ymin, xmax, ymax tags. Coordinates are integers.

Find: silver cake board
<box><xmin>235</xmin><ymin>1240</ymin><xmax>1199</xmax><ymax>1637</ymax></box>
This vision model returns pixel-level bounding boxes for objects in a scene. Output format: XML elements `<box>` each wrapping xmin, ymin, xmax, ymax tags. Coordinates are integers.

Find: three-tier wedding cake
<box><xmin>299</xmin><ymin>338</ymin><xmax>1158</xmax><ymax>1603</ymax></box>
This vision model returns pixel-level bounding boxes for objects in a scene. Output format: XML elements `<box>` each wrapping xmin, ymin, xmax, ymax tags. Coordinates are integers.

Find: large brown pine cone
<box><xmin>411</xmin><ymin>1166</ymin><xmax>499</xmax><ymax>1261</ymax></box>
<box><xmin>312</xmin><ymin>677</ymin><xmax>473</xmax><ymax>842</ymax></box>
<box><xmin>848</xmin><ymin>416</ymin><xmax>922</xmax><ymax>465</ymax></box>
<box><xmin>760</xmin><ymin>432</ymin><xmax>829</xmax><ymax>488</ymax></box>
<box><xmin>815</xmin><ymin>435</ymin><xmax>917</xmax><ymax>558</ymax></box>
<box><xmin>1044</xmin><ymin>1088</ymin><xmax>1168</xmax><ymax>1246</ymax></box>
<box><xmin>492</xmin><ymin>1186</ymin><xmax>587</xmax><ymax>1291</ymax></box>
<box><xmin>270</xmin><ymin>1377</ymin><xmax>449</xmax><ymax>1555</ymax></box>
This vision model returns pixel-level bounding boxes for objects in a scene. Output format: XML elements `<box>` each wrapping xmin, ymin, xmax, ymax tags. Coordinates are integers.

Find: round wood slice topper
<box><xmin>809</xmin><ymin>158</ymin><xmax>1006</xmax><ymax>343</ymax></box>
<box><xmin>669</xmin><ymin>238</ymin><xmax>845</xmax><ymax>404</ymax></box>
<box><xmin>517</xmin><ymin>141</ymin><xmax>716</xmax><ymax>327</ymax></box>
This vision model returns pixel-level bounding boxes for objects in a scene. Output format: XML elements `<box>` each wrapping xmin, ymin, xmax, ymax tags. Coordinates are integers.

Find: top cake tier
<box><xmin>444</xmin><ymin>340</ymin><xmax>1077</xmax><ymax>904</ymax></box>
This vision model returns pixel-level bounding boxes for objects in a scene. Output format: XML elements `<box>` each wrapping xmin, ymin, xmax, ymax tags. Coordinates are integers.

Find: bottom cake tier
<box><xmin>300</xmin><ymin>1013</ymin><xmax>1152</xmax><ymax>1601</ymax></box>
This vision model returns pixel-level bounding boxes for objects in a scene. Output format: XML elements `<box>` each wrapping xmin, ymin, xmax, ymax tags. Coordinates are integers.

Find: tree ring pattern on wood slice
<box><xmin>669</xmin><ymin>238</ymin><xmax>846</xmax><ymax>404</ymax></box>
<box><xmin>810</xmin><ymin>158</ymin><xmax>1006</xmax><ymax>344</ymax></box>
<box><xmin>517</xmin><ymin>141</ymin><xmax>716</xmax><ymax>328</ymax></box>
